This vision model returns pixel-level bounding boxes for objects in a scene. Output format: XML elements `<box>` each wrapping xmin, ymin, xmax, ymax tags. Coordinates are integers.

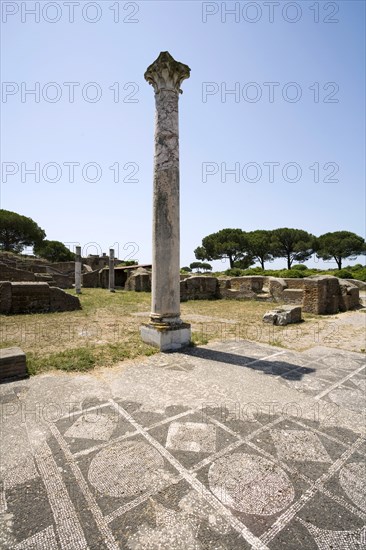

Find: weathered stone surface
<box><xmin>268</xmin><ymin>277</ymin><xmax>287</xmax><ymax>301</ymax></box>
<box><xmin>0</xmin><ymin>262</ymin><xmax>36</xmax><ymax>282</ymax></box>
<box><xmin>0</xmin><ymin>282</ymin><xmax>81</xmax><ymax>314</ymax></box>
<box><xmin>49</xmin><ymin>286</ymin><xmax>82</xmax><ymax>312</ymax></box>
<box><xmin>140</xmin><ymin>322</ymin><xmax>191</xmax><ymax>351</ymax></box>
<box><xmin>0</xmin><ymin>346</ymin><xmax>27</xmax><ymax>382</ymax></box>
<box><xmin>180</xmin><ymin>276</ymin><xmax>219</xmax><ymax>301</ymax></box>
<box><xmin>218</xmin><ymin>276</ymin><xmax>265</xmax><ymax>300</ymax></box>
<box><xmin>303</xmin><ymin>276</ymin><xmax>339</xmax><ymax>314</ymax></box>
<box><xmin>141</xmin><ymin>51</ymin><xmax>191</xmax><ymax>350</ymax></box>
<box><xmin>339</xmin><ymin>280</ymin><xmax>360</xmax><ymax>311</ymax></box>
<box><xmin>0</xmin><ymin>281</ymin><xmax>12</xmax><ymax>314</ymax></box>
<box><xmin>344</xmin><ymin>278</ymin><xmax>366</xmax><ymax>290</ymax></box>
<box><xmin>126</xmin><ymin>268</ymin><xmax>151</xmax><ymax>292</ymax></box>
<box><xmin>283</xmin><ymin>288</ymin><xmax>303</xmax><ymax>305</ymax></box>
<box><xmin>268</xmin><ymin>275</ymin><xmax>360</xmax><ymax>314</ymax></box>
<box><xmin>82</xmin><ymin>269</ymin><xmax>100</xmax><ymax>288</ymax></box>
<box><xmin>11</xmin><ymin>282</ymin><xmax>50</xmax><ymax>313</ymax></box>
<box><xmin>263</xmin><ymin>306</ymin><xmax>302</xmax><ymax>326</ymax></box>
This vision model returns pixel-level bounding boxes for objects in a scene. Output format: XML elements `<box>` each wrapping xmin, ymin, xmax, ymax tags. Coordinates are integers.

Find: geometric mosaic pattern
<box><xmin>64</xmin><ymin>412</ymin><xmax>118</xmax><ymax>441</ymax></box>
<box><xmin>299</xmin><ymin>519</ymin><xmax>365</xmax><ymax>550</ymax></box>
<box><xmin>270</xmin><ymin>430</ymin><xmax>332</xmax><ymax>463</ymax></box>
<box><xmin>166</xmin><ymin>421</ymin><xmax>216</xmax><ymax>453</ymax></box>
<box><xmin>1</xmin><ymin>340</ymin><xmax>365</xmax><ymax>549</ymax></box>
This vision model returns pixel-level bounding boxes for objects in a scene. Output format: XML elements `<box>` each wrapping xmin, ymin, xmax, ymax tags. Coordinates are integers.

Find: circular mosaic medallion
<box><xmin>208</xmin><ymin>452</ymin><xmax>294</xmax><ymax>515</ymax></box>
<box><xmin>88</xmin><ymin>441</ymin><xmax>164</xmax><ymax>498</ymax></box>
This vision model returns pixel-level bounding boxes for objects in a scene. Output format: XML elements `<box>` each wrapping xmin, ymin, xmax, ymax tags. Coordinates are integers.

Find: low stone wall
<box><xmin>180</xmin><ymin>276</ymin><xmax>219</xmax><ymax>301</ymax></box>
<box><xmin>48</xmin><ymin>272</ymin><xmax>74</xmax><ymax>289</ymax></box>
<box><xmin>50</xmin><ymin>261</ymin><xmax>76</xmax><ymax>274</ymax></box>
<box><xmin>219</xmin><ymin>276</ymin><xmax>265</xmax><ymax>300</ymax></box>
<box><xmin>0</xmin><ymin>263</ymin><xmax>36</xmax><ymax>282</ymax></box>
<box><xmin>0</xmin><ymin>282</ymin><xmax>81</xmax><ymax>314</ymax></box>
<box><xmin>83</xmin><ymin>269</ymin><xmax>100</xmax><ymax>288</ymax></box>
<box><xmin>179</xmin><ymin>275</ymin><xmax>267</xmax><ymax>301</ymax></box>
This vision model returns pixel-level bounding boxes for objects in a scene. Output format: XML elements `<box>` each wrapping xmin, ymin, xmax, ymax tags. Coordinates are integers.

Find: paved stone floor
<box><xmin>0</xmin><ymin>340</ymin><xmax>365</xmax><ymax>549</ymax></box>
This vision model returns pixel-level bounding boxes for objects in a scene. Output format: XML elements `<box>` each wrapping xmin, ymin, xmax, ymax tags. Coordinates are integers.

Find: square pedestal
<box><xmin>140</xmin><ymin>323</ymin><xmax>191</xmax><ymax>351</ymax></box>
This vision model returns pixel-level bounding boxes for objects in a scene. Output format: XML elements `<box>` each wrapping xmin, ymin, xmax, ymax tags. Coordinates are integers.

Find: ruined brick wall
<box><xmin>180</xmin><ymin>276</ymin><xmax>219</xmax><ymax>301</ymax></box>
<box><xmin>302</xmin><ymin>276</ymin><xmax>359</xmax><ymax>314</ymax></box>
<box><xmin>0</xmin><ymin>282</ymin><xmax>81</xmax><ymax>314</ymax></box>
<box><xmin>83</xmin><ymin>270</ymin><xmax>100</xmax><ymax>288</ymax></box>
<box><xmin>284</xmin><ymin>279</ymin><xmax>305</xmax><ymax>289</ymax></box>
<box><xmin>48</xmin><ymin>272</ymin><xmax>74</xmax><ymax>289</ymax></box>
<box><xmin>283</xmin><ymin>289</ymin><xmax>303</xmax><ymax>305</ymax></box>
<box><xmin>0</xmin><ymin>263</ymin><xmax>36</xmax><ymax>282</ymax></box>
<box><xmin>50</xmin><ymin>261</ymin><xmax>76</xmax><ymax>273</ymax></box>
<box><xmin>269</xmin><ymin>275</ymin><xmax>359</xmax><ymax>313</ymax></box>
<box><xmin>0</xmin><ymin>282</ymin><xmax>12</xmax><ymax>314</ymax></box>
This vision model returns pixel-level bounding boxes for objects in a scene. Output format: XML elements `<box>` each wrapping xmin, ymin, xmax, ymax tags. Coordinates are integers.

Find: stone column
<box><xmin>75</xmin><ymin>246</ymin><xmax>82</xmax><ymax>294</ymax></box>
<box><xmin>109</xmin><ymin>248</ymin><xmax>115</xmax><ymax>292</ymax></box>
<box><xmin>140</xmin><ymin>51</ymin><xmax>191</xmax><ymax>351</ymax></box>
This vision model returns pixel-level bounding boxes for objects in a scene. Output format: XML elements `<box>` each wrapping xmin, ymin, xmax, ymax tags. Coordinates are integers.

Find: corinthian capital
<box><xmin>144</xmin><ymin>51</ymin><xmax>191</xmax><ymax>94</ymax></box>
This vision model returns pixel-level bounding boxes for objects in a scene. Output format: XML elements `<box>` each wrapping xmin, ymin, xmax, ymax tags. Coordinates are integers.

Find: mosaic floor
<box><xmin>0</xmin><ymin>341</ymin><xmax>365</xmax><ymax>549</ymax></box>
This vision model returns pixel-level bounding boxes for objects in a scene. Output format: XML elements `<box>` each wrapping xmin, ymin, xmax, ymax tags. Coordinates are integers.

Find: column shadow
<box><xmin>180</xmin><ymin>347</ymin><xmax>316</xmax><ymax>381</ymax></box>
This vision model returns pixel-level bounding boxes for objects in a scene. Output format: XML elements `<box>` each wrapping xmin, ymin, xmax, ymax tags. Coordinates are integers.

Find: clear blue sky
<box><xmin>1</xmin><ymin>0</ymin><xmax>365</xmax><ymax>270</ymax></box>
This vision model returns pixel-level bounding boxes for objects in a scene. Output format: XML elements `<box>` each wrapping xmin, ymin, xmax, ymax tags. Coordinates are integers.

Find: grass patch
<box><xmin>1</xmin><ymin>288</ymin><xmax>363</xmax><ymax>374</ymax></box>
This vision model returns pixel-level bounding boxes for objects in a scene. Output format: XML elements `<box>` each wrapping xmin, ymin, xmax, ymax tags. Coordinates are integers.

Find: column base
<box><xmin>140</xmin><ymin>322</ymin><xmax>191</xmax><ymax>351</ymax></box>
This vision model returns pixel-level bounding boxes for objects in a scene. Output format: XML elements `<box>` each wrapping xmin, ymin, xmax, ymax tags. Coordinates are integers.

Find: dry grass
<box><xmin>0</xmin><ymin>289</ymin><xmax>364</xmax><ymax>374</ymax></box>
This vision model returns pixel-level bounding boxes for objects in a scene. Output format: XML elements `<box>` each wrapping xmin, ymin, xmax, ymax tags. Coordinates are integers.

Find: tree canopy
<box><xmin>271</xmin><ymin>228</ymin><xmax>315</xmax><ymax>269</ymax></box>
<box><xmin>189</xmin><ymin>261</ymin><xmax>212</xmax><ymax>272</ymax></box>
<box><xmin>34</xmin><ymin>240</ymin><xmax>75</xmax><ymax>263</ymax></box>
<box><xmin>194</xmin><ymin>228</ymin><xmax>251</xmax><ymax>268</ymax></box>
<box><xmin>0</xmin><ymin>209</ymin><xmax>46</xmax><ymax>253</ymax></box>
<box><xmin>315</xmin><ymin>231</ymin><xmax>366</xmax><ymax>269</ymax></box>
<box><xmin>247</xmin><ymin>230</ymin><xmax>274</xmax><ymax>269</ymax></box>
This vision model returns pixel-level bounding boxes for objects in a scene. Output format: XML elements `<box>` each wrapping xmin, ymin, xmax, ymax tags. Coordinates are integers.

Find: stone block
<box><xmin>0</xmin><ymin>347</ymin><xmax>28</xmax><ymax>382</ymax></box>
<box><xmin>140</xmin><ymin>323</ymin><xmax>191</xmax><ymax>351</ymax></box>
<box><xmin>339</xmin><ymin>280</ymin><xmax>360</xmax><ymax>311</ymax></box>
<box><xmin>49</xmin><ymin>287</ymin><xmax>81</xmax><ymax>312</ymax></box>
<box><xmin>125</xmin><ymin>268</ymin><xmax>151</xmax><ymax>292</ymax></box>
<box><xmin>268</xmin><ymin>277</ymin><xmax>287</xmax><ymax>301</ymax></box>
<box><xmin>263</xmin><ymin>306</ymin><xmax>302</xmax><ymax>326</ymax></box>
<box><xmin>283</xmin><ymin>288</ymin><xmax>304</xmax><ymax>305</ymax></box>
<box><xmin>303</xmin><ymin>276</ymin><xmax>342</xmax><ymax>314</ymax></box>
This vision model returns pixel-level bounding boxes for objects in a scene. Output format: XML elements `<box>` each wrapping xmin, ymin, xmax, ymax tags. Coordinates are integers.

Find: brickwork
<box><xmin>0</xmin><ymin>282</ymin><xmax>81</xmax><ymax>314</ymax></box>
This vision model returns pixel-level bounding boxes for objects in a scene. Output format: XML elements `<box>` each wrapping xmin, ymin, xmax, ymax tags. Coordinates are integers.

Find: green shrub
<box><xmin>225</xmin><ymin>268</ymin><xmax>246</xmax><ymax>277</ymax></box>
<box><xmin>335</xmin><ymin>269</ymin><xmax>354</xmax><ymax>279</ymax></box>
<box><xmin>352</xmin><ymin>267</ymin><xmax>366</xmax><ymax>282</ymax></box>
<box><xmin>242</xmin><ymin>267</ymin><xmax>265</xmax><ymax>275</ymax></box>
<box><xmin>292</xmin><ymin>264</ymin><xmax>308</xmax><ymax>271</ymax></box>
<box><xmin>277</xmin><ymin>269</ymin><xmax>305</xmax><ymax>278</ymax></box>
